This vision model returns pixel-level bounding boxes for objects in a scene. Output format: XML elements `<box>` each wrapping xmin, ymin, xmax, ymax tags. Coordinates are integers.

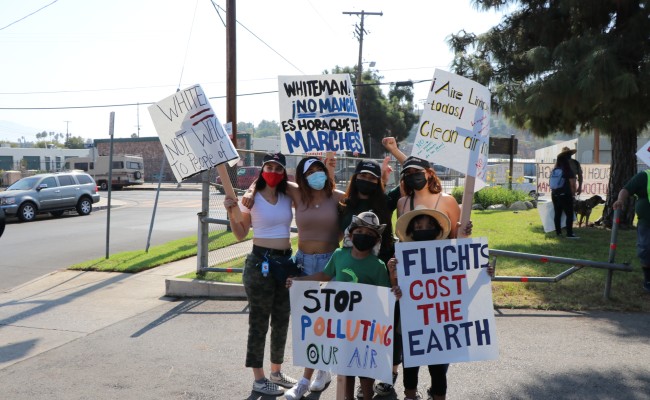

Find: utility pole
<box><xmin>343</xmin><ymin>10</ymin><xmax>382</xmax><ymax>157</ymax></box>
<box><xmin>226</xmin><ymin>0</ymin><xmax>237</xmax><ymax>145</ymax></box>
<box><xmin>64</xmin><ymin>120</ymin><xmax>71</xmax><ymax>143</ymax></box>
<box><xmin>342</xmin><ymin>10</ymin><xmax>382</xmax><ymax>105</ymax></box>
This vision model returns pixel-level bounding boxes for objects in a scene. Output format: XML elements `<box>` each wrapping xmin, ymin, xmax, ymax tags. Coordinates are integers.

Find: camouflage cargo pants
<box><xmin>242</xmin><ymin>252</ymin><xmax>291</xmax><ymax>368</ymax></box>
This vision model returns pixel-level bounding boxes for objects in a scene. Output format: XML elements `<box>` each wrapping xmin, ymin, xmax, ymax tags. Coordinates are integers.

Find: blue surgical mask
<box><xmin>306</xmin><ymin>171</ymin><xmax>327</xmax><ymax>190</ymax></box>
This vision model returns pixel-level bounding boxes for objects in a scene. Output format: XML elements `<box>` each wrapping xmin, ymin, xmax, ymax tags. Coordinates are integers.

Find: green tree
<box><xmin>256</xmin><ymin>120</ymin><xmax>280</xmax><ymax>138</ymax></box>
<box><xmin>328</xmin><ymin>66</ymin><xmax>417</xmax><ymax>158</ymax></box>
<box><xmin>65</xmin><ymin>136</ymin><xmax>86</xmax><ymax>149</ymax></box>
<box><xmin>448</xmin><ymin>1</ymin><xmax>650</xmax><ymax>227</ymax></box>
<box><xmin>237</xmin><ymin>121</ymin><xmax>255</xmax><ymax>136</ymax></box>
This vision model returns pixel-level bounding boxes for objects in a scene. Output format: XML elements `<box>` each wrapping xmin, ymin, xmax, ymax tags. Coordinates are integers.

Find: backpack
<box><xmin>549</xmin><ymin>168</ymin><xmax>565</xmax><ymax>190</ymax></box>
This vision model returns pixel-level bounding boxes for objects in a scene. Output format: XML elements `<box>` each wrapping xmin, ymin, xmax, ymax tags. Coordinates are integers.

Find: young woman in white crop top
<box><xmin>223</xmin><ymin>153</ymin><xmax>298</xmax><ymax>397</ymax></box>
<box><xmin>241</xmin><ymin>155</ymin><xmax>344</xmax><ymax>399</ymax></box>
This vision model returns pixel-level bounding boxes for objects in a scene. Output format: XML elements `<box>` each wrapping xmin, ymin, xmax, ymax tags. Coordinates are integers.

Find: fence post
<box><xmin>604</xmin><ymin>208</ymin><xmax>621</xmax><ymax>299</ymax></box>
<box><xmin>197</xmin><ymin>171</ymin><xmax>210</xmax><ymax>274</ymax></box>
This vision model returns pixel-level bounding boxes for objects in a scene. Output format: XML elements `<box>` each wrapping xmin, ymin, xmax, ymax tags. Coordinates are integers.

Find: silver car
<box><xmin>0</xmin><ymin>172</ymin><xmax>101</xmax><ymax>222</ymax></box>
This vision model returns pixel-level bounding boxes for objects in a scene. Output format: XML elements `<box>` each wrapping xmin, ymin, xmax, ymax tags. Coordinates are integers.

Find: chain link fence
<box><xmin>199</xmin><ymin>149</ymin><xmax>467</xmax><ymax>271</ymax></box>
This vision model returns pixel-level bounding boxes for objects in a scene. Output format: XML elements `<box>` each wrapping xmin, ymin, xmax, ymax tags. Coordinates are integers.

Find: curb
<box><xmin>165</xmin><ymin>277</ymin><xmax>247</xmax><ymax>299</ymax></box>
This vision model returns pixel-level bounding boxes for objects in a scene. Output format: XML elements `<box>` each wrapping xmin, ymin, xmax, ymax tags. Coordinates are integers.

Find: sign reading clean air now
<box><xmin>278</xmin><ymin>74</ymin><xmax>365</xmax><ymax>155</ymax></box>
<box><xmin>148</xmin><ymin>84</ymin><xmax>239</xmax><ymax>182</ymax></box>
<box><xmin>411</xmin><ymin>69</ymin><xmax>491</xmax><ymax>189</ymax></box>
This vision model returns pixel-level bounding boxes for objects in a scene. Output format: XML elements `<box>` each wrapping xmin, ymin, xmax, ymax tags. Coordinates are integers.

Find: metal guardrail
<box><xmin>489</xmin><ymin>210</ymin><xmax>630</xmax><ymax>299</ymax></box>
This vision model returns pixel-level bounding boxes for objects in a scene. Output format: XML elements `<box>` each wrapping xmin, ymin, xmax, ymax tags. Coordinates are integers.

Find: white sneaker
<box><xmin>309</xmin><ymin>370</ymin><xmax>331</xmax><ymax>392</ymax></box>
<box><xmin>284</xmin><ymin>381</ymin><xmax>309</xmax><ymax>400</ymax></box>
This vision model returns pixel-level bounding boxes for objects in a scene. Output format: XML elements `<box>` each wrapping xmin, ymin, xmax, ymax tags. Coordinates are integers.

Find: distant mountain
<box><xmin>0</xmin><ymin>120</ymin><xmax>39</xmax><ymax>143</ymax></box>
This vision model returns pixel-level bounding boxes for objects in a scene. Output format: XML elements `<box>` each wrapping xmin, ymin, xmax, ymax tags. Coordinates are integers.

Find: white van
<box><xmin>65</xmin><ymin>154</ymin><xmax>144</xmax><ymax>190</ymax></box>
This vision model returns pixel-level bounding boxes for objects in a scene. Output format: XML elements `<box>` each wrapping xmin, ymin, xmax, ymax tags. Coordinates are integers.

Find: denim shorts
<box><xmin>294</xmin><ymin>249</ymin><xmax>334</xmax><ymax>276</ymax></box>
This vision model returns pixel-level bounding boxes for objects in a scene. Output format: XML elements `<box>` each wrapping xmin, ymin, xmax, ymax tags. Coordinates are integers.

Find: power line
<box><xmin>0</xmin><ymin>79</ymin><xmax>432</xmax><ymax>111</ymax></box>
<box><xmin>0</xmin><ymin>0</ymin><xmax>59</xmax><ymax>31</ymax></box>
<box><xmin>210</xmin><ymin>1</ymin><xmax>304</xmax><ymax>74</ymax></box>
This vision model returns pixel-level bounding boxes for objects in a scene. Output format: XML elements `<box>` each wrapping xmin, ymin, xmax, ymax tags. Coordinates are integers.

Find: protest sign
<box><xmin>637</xmin><ymin>139</ymin><xmax>650</xmax><ymax>168</ymax></box>
<box><xmin>278</xmin><ymin>74</ymin><xmax>365</xmax><ymax>155</ymax></box>
<box><xmin>395</xmin><ymin>237</ymin><xmax>498</xmax><ymax>367</ymax></box>
<box><xmin>411</xmin><ymin>69</ymin><xmax>490</xmax><ymax>188</ymax></box>
<box><xmin>538</xmin><ymin>200</ymin><xmax>571</xmax><ymax>233</ymax></box>
<box><xmin>537</xmin><ymin>163</ymin><xmax>611</xmax><ymax>198</ymax></box>
<box><xmin>290</xmin><ymin>281</ymin><xmax>395</xmax><ymax>383</ymax></box>
<box><xmin>148</xmin><ymin>84</ymin><xmax>239</xmax><ymax>183</ymax></box>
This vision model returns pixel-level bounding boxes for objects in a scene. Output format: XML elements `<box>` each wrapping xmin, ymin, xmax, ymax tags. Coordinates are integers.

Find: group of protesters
<box><xmin>222</xmin><ymin>138</ymin><xmax>478</xmax><ymax>400</ymax></box>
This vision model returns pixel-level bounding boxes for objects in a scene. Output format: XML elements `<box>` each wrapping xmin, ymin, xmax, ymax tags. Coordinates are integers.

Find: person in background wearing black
<box><xmin>559</xmin><ymin>146</ymin><xmax>583</xmax><ymax>196</ymax></box>
<box><xmin>551</xmin><ymin>155</ymin><xmax>578</xmax><ymax>238</ymax></box>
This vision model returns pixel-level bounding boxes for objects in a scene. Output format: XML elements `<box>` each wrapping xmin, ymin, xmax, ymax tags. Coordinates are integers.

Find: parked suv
<box><xmin>0</xmin><ymin>171</ymin><xmax>101</xmax><ymax>222</ymax></box>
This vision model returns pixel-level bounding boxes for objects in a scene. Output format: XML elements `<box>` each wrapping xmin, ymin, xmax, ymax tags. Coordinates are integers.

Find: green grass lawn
<box><xmin>70</xmin><ymin>205</ymin><xmax>648</xmax><ymax>312</ymax></box>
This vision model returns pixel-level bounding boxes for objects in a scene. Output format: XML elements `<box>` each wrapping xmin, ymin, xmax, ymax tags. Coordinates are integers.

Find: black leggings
<box><xmin>552</xmin><ymin>193</ymin><xmax>574</xmax><ymax>235</ymax></box>
<box><xmin>403</xmin><ymin>363</ymin><xmax>449</xmax><ymax>396</ymax></box>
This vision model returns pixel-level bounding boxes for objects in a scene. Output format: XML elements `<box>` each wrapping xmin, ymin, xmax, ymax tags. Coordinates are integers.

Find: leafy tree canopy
<box><xmin>449</xmin><ymin>0</ymin><xmax>650</xmax><ymax>226</ymax></box>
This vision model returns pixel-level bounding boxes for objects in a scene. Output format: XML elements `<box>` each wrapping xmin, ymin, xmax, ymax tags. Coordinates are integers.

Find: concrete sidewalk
<box><xmin>1</xmin><ymin>191</ymin><xmax>649</xmax><ymax>398</ymax></box>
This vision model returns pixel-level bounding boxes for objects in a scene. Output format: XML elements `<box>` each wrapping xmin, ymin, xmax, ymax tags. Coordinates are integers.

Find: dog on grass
<box><xmin>574</xmin><ymin>195</ymin><xmax>606</xmax><ymax>227</ymax></box>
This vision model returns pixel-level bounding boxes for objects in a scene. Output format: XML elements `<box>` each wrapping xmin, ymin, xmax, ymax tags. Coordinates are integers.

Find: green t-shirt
<box><xmin>323</xmin><ymin>247</ymin><xmax>391</xmax><ymax>288</ymax></box>
<box><xmin>624</xmin><ymin>171</ymin><xmax>650</xmax><ymax>227</ymax></box>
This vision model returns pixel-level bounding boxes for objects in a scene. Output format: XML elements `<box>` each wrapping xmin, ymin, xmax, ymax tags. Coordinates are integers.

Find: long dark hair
<box><xmin>254</xmin><ymin>165</ymin><xmax>288</xmax><ymax>194</ymax></box>
<box><xmin>295</xmin><ymin>156</ymin><xmax>334</xmax><ymax>208</ymax></box>
<box><xmin>554</xmin><ymin>156</ymin><xmax>571</xmax><ymax>175</ymax></box>
<box><xmin>340</xmin><ymin>173</ymin><xmax>390</xmax><ymax>224</ymax></box>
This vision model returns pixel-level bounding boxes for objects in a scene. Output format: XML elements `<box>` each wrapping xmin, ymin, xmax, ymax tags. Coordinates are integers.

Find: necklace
<box><xmin>314</xmin><ymin>203</ymin><xmax>320</xmax><ymax>208</ymax></box>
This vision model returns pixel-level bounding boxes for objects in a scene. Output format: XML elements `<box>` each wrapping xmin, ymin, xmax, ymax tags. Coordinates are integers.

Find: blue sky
<box><xmin>0</xmin><ymin>0</ymin><xmax>506</xmax><ymax>143</ymax></box>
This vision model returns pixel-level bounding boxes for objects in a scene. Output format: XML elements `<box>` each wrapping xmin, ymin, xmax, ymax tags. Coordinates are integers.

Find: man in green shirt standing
<box><xmin>613</xmin><ymin>170</ymin><xmax>650</xmax><ymax>293</ymax></box>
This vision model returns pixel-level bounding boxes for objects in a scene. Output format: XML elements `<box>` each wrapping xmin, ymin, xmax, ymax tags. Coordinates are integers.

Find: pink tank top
<box><xmin>294</xmin><ymin>194</ymin><xmax>339</xmax><ymax>243</ymax></box>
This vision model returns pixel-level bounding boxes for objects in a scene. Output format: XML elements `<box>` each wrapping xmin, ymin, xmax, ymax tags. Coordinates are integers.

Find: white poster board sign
<box><xmin>148</xmin><ymin>84</ymin><xmax>239</xmax><ymax>182</ymax></box>
<box><xmin>278</xmin><ymin>74</ymin><xmax>365</xmax><ymax>156</ymax></box>
<box><xmin>290</xmin><ymin>281</ymin><xmax>395</xmax><ymax>383</ymax></box>
<box><xmin>411</xmin><ymin>69</ymin><xmax>490</xmax><ymax>189</ymax></box>
<box><xmin>395</xmin><ymin>237</ymin><xmax>498</xmax><ymax>367</ymax></box>
<box><xmin>636</xmin><ymin>139</ymin><xmax>650</xmax><ymax>168</ymax></box>
<box><xmin>538</xmin><ymin>200</ymin><xmax>572</xmax><ymax>233</ymax></box>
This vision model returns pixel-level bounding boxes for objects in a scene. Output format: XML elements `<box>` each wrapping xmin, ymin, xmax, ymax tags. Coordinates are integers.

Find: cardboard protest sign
<box><xmin>290</xmin><ymin>281</ymin><xmax>395</xmax><ymax>383</ymax></box>
<box><xmin>411</xmin><ymin>69</ymin><xmax>490</xmax><ymax>189</ymax></box>
<box><xmin>636</xmin><ymin>139</ymin><xmax>650</xmax><ymax>168</ymax></box>
<box><xmin>148</xmin><ymin>84</ymin><xmax>239</xmax><ymax>183</ymax></box>
<box><xmin>278</xmin><ymin>74</ymin><xmax>365</xmax><ymax>155</ymax></box>
<box><xmin>538</xmin><ymin>200</ymin><xmax>572</xmax><ymax>233</ymax></box>
<box><xmin>395</xmin><ymin>237</ymin><xmax>498</xmax><ymax>367</ymax></box>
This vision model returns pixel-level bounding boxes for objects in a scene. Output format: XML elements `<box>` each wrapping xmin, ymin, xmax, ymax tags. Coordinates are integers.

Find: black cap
<box><xmin>354</xmin><ymin>160</ymin><xmax>381</xmax><ymax>178</ymax></box>
<box><xmin>263</xmin><ymin>152</ymin><xmax>286</xmax><ymax>168</ymax></box>
<box><xmin>401</xmin><ymin>156</ymin><xmax>431</xmax><ymax>175</ymax></box>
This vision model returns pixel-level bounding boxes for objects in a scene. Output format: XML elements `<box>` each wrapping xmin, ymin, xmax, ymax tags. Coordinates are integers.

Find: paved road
<box><xmin>0</xmin><ymin>259</ymin><xmax>648</xmax><ymax>399</ymax></box>
<box><xmin>0</xmin><ymin>186</ymin><xmax>207</xmax><ymax>291</ymax></box>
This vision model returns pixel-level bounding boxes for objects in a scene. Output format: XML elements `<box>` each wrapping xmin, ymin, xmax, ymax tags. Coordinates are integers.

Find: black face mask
<box><xmin>411</xmin><ymin>229</ymin><xmax>440</xmax><ymax>242</ymax></box>
<box><xmin>352</xmin><ymin>233</ymin><xmax>378</xmax><ymax>251</ymax></box>
<box><xmin>356</xmin><ymin>179</ymin><xmax>377</xmax><ymax>195</ymax></box>
<box><xmin>403</xmin><ymin>172</ymin><xmax>427</xmax><ymax>191</ymax></box>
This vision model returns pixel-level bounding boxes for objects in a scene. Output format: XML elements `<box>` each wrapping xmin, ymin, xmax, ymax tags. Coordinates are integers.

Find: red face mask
<box><xmin>262</xmin><ymin>171</ymin><xmax>284</xmax><ymax>187</ymax></box>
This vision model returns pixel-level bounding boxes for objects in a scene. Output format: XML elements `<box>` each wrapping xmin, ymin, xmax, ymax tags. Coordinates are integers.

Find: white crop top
<box><xmin>239</xmin><ymin>192</ymin><xmax>292</xmax><ymax>239</ymax></box>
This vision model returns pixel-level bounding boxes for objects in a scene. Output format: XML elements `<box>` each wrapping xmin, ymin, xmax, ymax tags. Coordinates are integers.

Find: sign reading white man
<box><xmin>412</xmin><ymin>69</ymin><xmax>491</xmax><ymax>189</ymax></box>
<box><xmin>148</xmin><ymin>84</ymin><xmax>239</xmax><ymax>182</ymax></box>
<box><xmin>290</xmin><ymin>281</ymin><xmax>395</xmax><ymax>383</ymax></box>
<box><xmin>395</xmin><ymin>237</ymin><xmax>499</xmax><ymax>367</ymax></box>
<box><xmin>278</xmin><ymin>74</ymin><xmax>365</xmax><ymax>155</ymax></box>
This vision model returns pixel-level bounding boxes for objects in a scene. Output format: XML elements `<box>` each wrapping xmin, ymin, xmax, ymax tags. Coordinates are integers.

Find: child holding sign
<box><xmin>286</xmin><ymin>211</ymin><xmax>402</xmax><ymax>400</ymax></box>
<box><xmin>392</xmin><ymin>206</ymin><xmax>492</xmax><ymax>400</ymax></box>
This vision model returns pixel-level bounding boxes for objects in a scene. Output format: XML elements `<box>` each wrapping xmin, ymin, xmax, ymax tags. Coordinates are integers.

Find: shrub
<box><xmin>453</xmin><ymin>186</ymin><xmax>530</xmax><ymax>208</ymax></box>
